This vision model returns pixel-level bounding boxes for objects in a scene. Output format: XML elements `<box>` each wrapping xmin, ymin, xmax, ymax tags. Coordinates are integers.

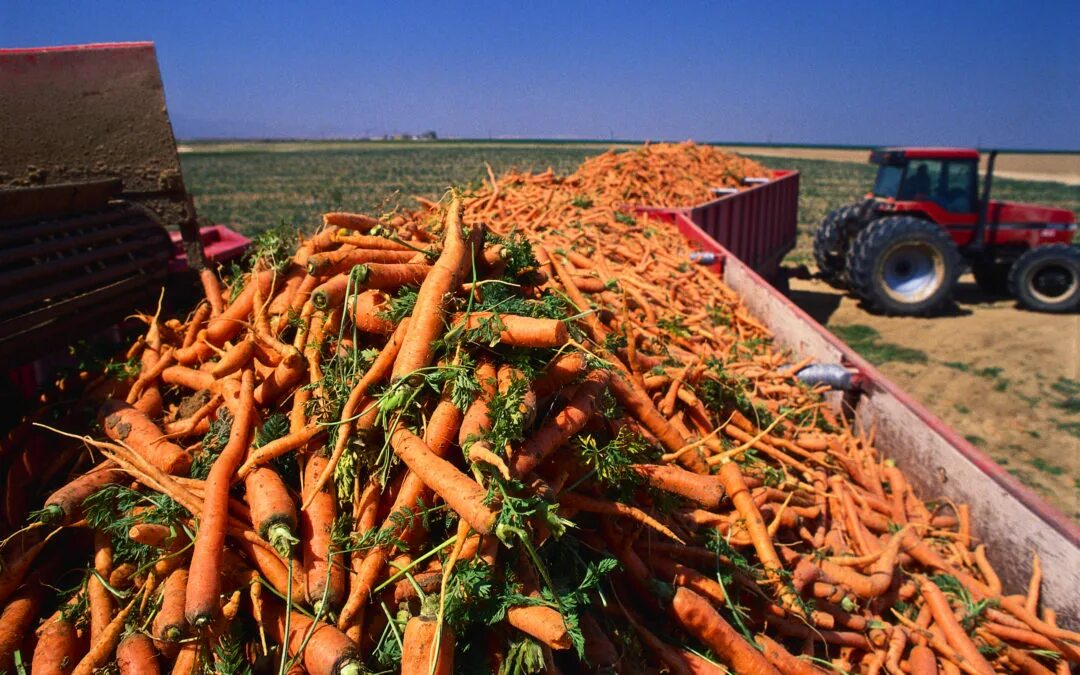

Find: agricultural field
<box><xmin>181</xmin><ymin>141</ymin><xmax>1080</xmax><ymax>519</ymax></box>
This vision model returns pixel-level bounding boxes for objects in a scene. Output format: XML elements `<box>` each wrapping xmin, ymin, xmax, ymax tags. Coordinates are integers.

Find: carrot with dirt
<box><xmin>71</xmin><ymin>594</ymin><xmax>139</xmax><ymax>675</ymax></box>
<box><xmin>401</xmin><ymin>613</ymin><xmax>454</xmax><ymax>675</ymax></box>
<box><xmin>116</xmin><ymin>632</ymin><xmax>160</xmax><ymax>675</ymax></box>
<box><xmin>185</xmin><ymin>369</ymin><xmax>255</xmax><ymax>627</ymax></box>
<box><xmin>100</xmin><ymin>400</ymin><xmax>191</xmax><ymax>475</ymax></box>
<box><xmin>390</xmin><ymin>427</ymin><xmax>497</xmax><ymax>534</ymax></box>
<box><xmin>302</xmin><ymin>453</ymin><xmax>346</xmax><ymax>611</ymax></box>
<box><xmin>510</xmin><ymin>368</ymin><xmax>609</xmax><ymax>476</ymax></box>
<box><xmin>391</xmin><ymin>197</ymin><xmax>469</xmax><ymax>382</ymax></box>
<box><xmin>32</xmin><ymin>606</ymin><xmax>84</xmax><ymax>675</ymax></box>
<box><xmin>36</xmin><ymin>463</ymin><xmax>126</xmax><ymax>525</ymax></box>
<box><xmin>0</xmin><ymin>582</ymin><xmax>39</xmax><ymax>673</ymax></box>
<box><xmin>152</xmin><ymin>567</ymin><xmax>188</xmax><ymax>646</ymax></box>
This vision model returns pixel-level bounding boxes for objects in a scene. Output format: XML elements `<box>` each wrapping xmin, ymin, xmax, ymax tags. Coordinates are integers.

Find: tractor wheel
<box><xmin>813</xmin><ymin>205</ymin><xmax>853</xmax><ymax>285</ymax></box>
<box><xmin>971</xmin><ymin>261</ymin><xmax>1011</xmax><ymax>296</ymax></box>
<box><xmin>846</xmin><ymin>216</ymin><xmax>961</xmax><ymax>315</ymax></box>
<box><xmin>1008</xmin><ymin>244</ymin><xmax>1080</xmax><ymax>313</ymax></box>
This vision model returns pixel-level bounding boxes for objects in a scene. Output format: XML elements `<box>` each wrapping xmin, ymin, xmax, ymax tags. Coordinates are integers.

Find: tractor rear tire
<box><xmin>813</xmin><ymin>205</ymin><xmax>852</xmax><ymax>285</ymax></box>
<box><xmin>1008</xmin><ymin>244</ymin><xmax>1080</xmax><ymax>313</ymax></box>
<box><xmin>846</xmin><ymin>216</ymin><xmax>961</xmax><ymax>316</ymax></box>
<box><xmin>971</xmin><ymin>261</ymin><xmax>1011</xmax><ymax>296</ymax></box>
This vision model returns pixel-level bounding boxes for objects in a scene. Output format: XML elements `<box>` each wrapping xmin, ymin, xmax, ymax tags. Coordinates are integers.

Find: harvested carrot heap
<box><xmin>0</xmin><ymin>144</ymin><xmax>1074</xmax><ymax>674</ymax></box>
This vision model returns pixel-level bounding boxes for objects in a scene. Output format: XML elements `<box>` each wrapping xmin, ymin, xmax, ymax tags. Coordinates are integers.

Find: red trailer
<box><xmin>641</xmin><ymin>206</ymin><xmax>1080</xmax><ymax>628</ymax></box>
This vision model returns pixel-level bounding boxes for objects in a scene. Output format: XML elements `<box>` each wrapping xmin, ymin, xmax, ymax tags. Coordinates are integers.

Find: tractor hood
<box><xmin>990</xmin><ymin>201</ymin><xmax>1076</xmax><ymax>226</ymax></box>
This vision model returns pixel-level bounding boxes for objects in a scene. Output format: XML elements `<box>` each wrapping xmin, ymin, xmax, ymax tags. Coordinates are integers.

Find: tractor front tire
<box><xmin>812</xmin><ymin>205</ymin><xmax>852</xmax><ymax>286</ymax></box>
<box><xmin>1008</xmin><ymin>244</ymin><xmax>1080</xmax><ymax>313</ymax></box>
<box><xmin>846</xmin><ymin>216</ymin><xmax>961</xmax><ymax>316</ymax></box>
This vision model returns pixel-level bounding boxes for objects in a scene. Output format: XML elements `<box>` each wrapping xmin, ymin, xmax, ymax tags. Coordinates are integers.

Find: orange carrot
<box><xmin>452</xmin><ymin>312</ymin><xmax>569</xmax><ymax>348</ymax></box>
<box><xmin>186</xmin><ymin>370</ymin><xmax>255</xmax><ymax>627</ymax></box>
<box><xmin>671</xmin><ymin>587</ymin><xmax>779</xmax><ymax>675</ymax></box>
<box><xmin>32</xmin><ymin>608</ymin><xmax>84</xmax><ymax>675</ymax></box>
<box><xmin>100</xmin><ymin>400</ymin><xmax>192</xmax><ymax>475</ymax></box>
<box><xmin>264</xmin><ymin>601</ymin><xmax>361</xmax><ymax>675</ymax></box>
<box><xmin>533</xmin><ymin>351</ymin><xmax>587</xmax><ymax>398</ymax></box>
<box><xmin>116</xmin><ymin>632</ymin><xmax>159</xmax><ymax>675</ymax></box>
<box><xmin>152</xmin><ymin>567</ymin><xmax>188</xmax><ymax>646</ymax></box>
<box><xmin>909</xmin><ymin>645</ymin><xmax>939</xmax><ymax>674</ymax></box>
<box><xmin>754</xmin><ymin>634</ymin><xmax>823</xmax><ymax>675</ymax></box>
<box><xmin>38</xmin><ymin>463</ymin><xmax>126</xmax><ymax>525</ymax></box>
<box><xmin>401</xmin><ymin>614</ymin><xmax>454</xmax><ymax>675</ymax></box>
<box><xmin>391</xmin><ymin>197</ymin><xmax>469</xmax><ymax>382</ymax></box>
<box><xmin>244</xmin><ymin>466</ymin><xmax>298</xmax><ymax>557</ymax></box>
<box><xmin>302</xmin><ymin>453</ymin><xmax>345</xmax><ymax>611</ymax></box>
<box><xmin>510</xmin><ymin>368</ymin><xmax>609</xmax><ymax>476</ymax></box>
<box><xmin>506</xmin><ymin>604</ymin><xmax>572</xmax><ymax>650</ymax></box>
<box><xmin>237</xmin><ymin>425</ymin><xmax>324</xmax><ymax>479</ymax></box>
<box><xmin>307</xmin><ymin>247</ymin><xmax>418</xmax><ymax>276</ymax></box>
<box><xmin>71</xmin><ymin>594</ymin><xmax>138</xmax><ymax>675</ymax></box>
<box><xmin>560</xmin><ymin>491</ymin><xmax>683</xmax><ymax>543</ymax></box>
<box><xmin>345</xmin><ymin>289</ymin><xmax>395</xmax><ymax>334</ymax></box>
<box><xmin>199</xmin><ymin>267</ymin><xmax>225</xmax><ymax>317</ymax></box>
<box><xmin>89</xmin><ymin>531</ymin><xmax>114</xmax><ymax>647</ymax></box>
<box><xmin>919</xmin><ymin>577</ymin><xmax>995</xmax><ymax>675</ymax></box>
<box><xmin>632</xmin><ymin>463</ymin><xmax>724</xmax><ymax>509</ymax></box>
<box><xmin>210</xmin><ymin>338</ymin><xmax>255</xmax><ymax>378</ymax></box>
<box><xmin>205</xmin><ymin>269</ymin><xmax>273</xmax><ymax>345</ymax></box>
<box><xmin>0</xmin><ymin>583</ymin><xmax>39</xmax><ymax>673</ymax></box>
<box><xmin>390</xmin><ymin>427</ymin><xmax>497</xmax><ymax>534</ymax></box>
<box><xmin>323</xmin><ymin>212</ymin><xmax>381</xmax><ymax>231</ymax></box>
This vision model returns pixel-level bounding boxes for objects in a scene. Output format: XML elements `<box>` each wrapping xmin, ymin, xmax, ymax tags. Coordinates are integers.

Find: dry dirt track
<box><xmin>717</xmin><ymin>146</ymin><xmax>1080</xmax><ymax>185</ymax></box>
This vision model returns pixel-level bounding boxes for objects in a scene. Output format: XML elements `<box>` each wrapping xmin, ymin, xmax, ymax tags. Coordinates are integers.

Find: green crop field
<box><xmin>180</xmin><ymin>140</ymin><xmax>1080</xmax><ymax>269</ymax></box>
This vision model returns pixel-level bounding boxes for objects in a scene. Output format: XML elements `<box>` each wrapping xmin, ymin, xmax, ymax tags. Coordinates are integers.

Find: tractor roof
<box><xmin>874</xmin><ymin>147</ymin><xmax>980</xmax><ymax>162</ymax></box>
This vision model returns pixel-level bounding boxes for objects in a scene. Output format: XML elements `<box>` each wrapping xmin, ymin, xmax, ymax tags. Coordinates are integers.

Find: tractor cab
<box><xmin>869</xmin><ymin>148</ymin><xmax>980</xmax><ymax>219</ymax></box>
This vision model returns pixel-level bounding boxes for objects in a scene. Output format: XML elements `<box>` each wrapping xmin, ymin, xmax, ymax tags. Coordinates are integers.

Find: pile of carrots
<box><xmin>0</xmin><ymin>144</ymin><xmax>1075</xmax><ymax>674</ymax></box>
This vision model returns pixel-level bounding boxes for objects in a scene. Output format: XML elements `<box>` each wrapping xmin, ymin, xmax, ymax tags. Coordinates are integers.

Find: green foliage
<box><xmin>83</xmin><ymin>485</ymin><xmax>188</xmax><ymax>567</ymax></box>
<box><xmin>930</xmin><ymin>574</ymin><xmax>996</xmax><ymax>632</ymax></box>
<box><xmin>192</xmin><ymin>408</ymin><xmax>233</xmax><ymax>479</ymax></box>
<box><xmin>243</xmin><ymin>224</ymin><xmax>297</xmax><ymax>274</ymax></box>
<box><xmin>657</xmin><ymin>315</ymin><xmax>691</xmax><ymax>338</ymax></box>
<box><xmin>379</xmin><ymin>285</ymin><xmax>420</xmax><ymax>323</ymax></box>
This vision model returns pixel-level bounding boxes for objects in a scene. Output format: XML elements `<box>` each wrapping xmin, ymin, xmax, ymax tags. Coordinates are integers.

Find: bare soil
<box><xmin>789</xmin><ymin>274</ymin><xmax>1080</xmax><ymax>520</ymax></box>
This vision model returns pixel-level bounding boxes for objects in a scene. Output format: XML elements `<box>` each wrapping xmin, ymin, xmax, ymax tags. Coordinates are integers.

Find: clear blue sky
<box><xmin>4</xmin><ymin>1</ymin><xmax>1078</xmax><ymax>148</ymax></box>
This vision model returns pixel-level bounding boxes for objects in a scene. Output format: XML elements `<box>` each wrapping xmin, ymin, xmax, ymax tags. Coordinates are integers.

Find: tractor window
<box><xmin>872</xmin><ymin>164</ymin><xmax>903</xmax><ymax>198</ymax></box>
<box><xmin>942</xmin><ymin>161</ymin><xmax>976</xmax><ymax>212</ymax></box>
<box><xmin>899</xmin><ymin>160</ymin><xmax>942</xmax><ymax>200</ymax></box>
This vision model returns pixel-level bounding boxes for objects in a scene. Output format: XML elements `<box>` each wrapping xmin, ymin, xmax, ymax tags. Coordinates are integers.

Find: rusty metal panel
<box><xmin>0</xmin><ymin>42</ymin><xmax>200</xmax><ymax>252</ymax></box>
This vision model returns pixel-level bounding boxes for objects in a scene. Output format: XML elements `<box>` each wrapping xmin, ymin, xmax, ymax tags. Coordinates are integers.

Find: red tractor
<box><xmin>813</xmin><ymin>148</ymin><xmax>1079</xmax><ymax>314</ymax></box>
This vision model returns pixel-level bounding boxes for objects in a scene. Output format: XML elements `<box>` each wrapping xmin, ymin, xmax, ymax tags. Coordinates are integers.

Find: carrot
<box><xmin>116</xmin><ymin>632</ymin><xmax>159</xmax><ymax>675</ymax></box>
<box><xmin>647</xmin><ymin>555</ymin><xmax>728</xmax><ymax>608</ymax></box>
<box><xmin>560</xmin><ymin>491</ymin><xmax>683</xmax><ymax>543</ymax></box>
<box><xmin>37</xmin><ymin>463</ymin><xmax>126</xmax><ymax>525</ymax></box>
<box><xmin>0</xmin><ymin>583</ymin><xmax>39</xmax><ymax>673</ymax></box>
<box><xmin>345</xmin><ymin>289</ymin><xmax>395</xmax><ymax>334</ymax></box>
<box><xmin>89</xmin><ymin>531</ymin><xmax>114</xmax><ymax>647</ymax></box>
<box><xmin>632</xmin><ymin>463</ymin><xmax>724</xmax><ymax>509</ymax></box>
<box><xmin>670</xmin><ymin>587</ymin><xmax>779</xmax><ymax>675</ymax></box>
<box><xmin>150</xmin><ymin>567</ymin><xmax>188</xmax><ymax>648</ymax></box>
<box><xmin>210</xmin><ymin>338</ymin><xmax>255</xmax><ymax>378</ymax></box>
<box><xmin>391</xmin><ymin>197</ymin><xmax>469</xmax><ymax>382</ymax></box>
<box><xmin>100</xmin><ymin>400</ymin><xmax>192</xmax><ymax>475</ymax></box>
<box><xmin>32</xmin><ymin>609</ymin><xmax>84</xmax><ymax>675</ymax></box>
<box><xmin>401</xmin><ymin>614</ymin><xmax>454</xmax><ymax>675</ymax></box>
<box><xmin>236</xmin><ymin>425</ymin><xmax>324</xmax><ymax>479</ymax></box>
<box><xmin>253</xmin><ymin>346</ymin><xmax>306</xmax><ymax>407</ymax></box>
<box><xmin>0</xmin><ymin>533</ymin><xmax>47</xmax><ymax>607</ymax></box>
<box><xmin>199</xmin><ymin>267</ymin><xmax>225</xmax><ymax>316</ymax></box>
<box><xmin>307</xmin><ymin>247</ymin><xmax>418</xmax><ymax>276</ymax></box>
<box><xmin>1026</xmin><ymin>552</ymin><xmax>1042</xmax><ymax>614</ymax></box>
<box><xmin>205</xmin><ymin>269</ymin><xmax>274</xmax><ymax>345</ymax></box>
<box><xmin>919</xmin><ymin>577</ymin><xmax>995</xmax><ymax>675</ymax></box>
<box><xmin>505</xmin><ymin>604</ymin><xmax>573</xmax><ymax>650</ymax></box>
<box><xmin>909</xmin><ymin>644</ymin><xmax>940</xmax><ymax>675</ymax></box>
<box><xmin>533</xmin><ymin>351</ymin><xmax>587</xmax><ymax>398</ymax></box>
<box><xmin>71</xmin><ymin>594</ymin><xmax>138</xmax><ymax>675</ymax></box>
<box><xmin>510</xmin><ymin>368</ymin><xmax>609</xmax><ymax>476</ymax></box>
<box><xmin>304</xmin><ymin>319</ymin><xmax>409</xmax><ymax>505</ymax></box>
<box><xmin>264</xmin><ymin>601</ymin><xmax>361</xmax><ymax>675</ymax></box>
<box><xmin>185</xmin><ymin>369</ymin><xmax>255</xmax><ymax>627</ymax></box>
<box><xmin>390</xmin><ymin>427</ymin><xmax>497</xmax><ymax>534</ymax></box>
<box><xmin>753</xmin><ymin>634</ymin><xmax>824</xmax><ymax>675</ymax></box>
<box><xmin>452</xmin><ymin>312</ymin><xmax>569</xmax><ymax>348</ymax></box>
<box><xmin>244</xmin><ymin>466</ymin><xmax>298</xmax><ymax>557</ymax></box>
<box><xmin>619</xmin><ymin>602</ymin><xmax>693</xmax><ymax>675</ymax></box>
<box><xmin>302</xmin><ymin>453</ymin><xmax>346</xmax><ymax>611</ymax></box>
<box><xmin>608</xmin><ymin>370</ymin><xmax>703</xmax><ymax>471</ymax></box>
<box><xmin>323</xmin><ymin>212</ymin><xmax>381</xmax><ymax>231</ymax></box>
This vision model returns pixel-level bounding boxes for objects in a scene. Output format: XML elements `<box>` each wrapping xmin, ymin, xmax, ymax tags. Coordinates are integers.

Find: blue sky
<box><xmin>3</xmin><ymin>1</ymin><xmax>1078</xmax><ymax>148</ymax></box>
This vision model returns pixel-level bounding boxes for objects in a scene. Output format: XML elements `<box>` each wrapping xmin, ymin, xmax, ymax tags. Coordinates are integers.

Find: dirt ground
<box><xmin>789</xmin><ymin>274</ymin><xmax>1080</xmax><ymax>520</ymax></box>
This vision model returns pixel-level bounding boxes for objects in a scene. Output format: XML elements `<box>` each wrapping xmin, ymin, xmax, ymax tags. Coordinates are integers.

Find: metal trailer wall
<box><xmin>645</xmin><ymin>208</ymin><xmax>1080</xmax><ymax>629</ymax></box>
